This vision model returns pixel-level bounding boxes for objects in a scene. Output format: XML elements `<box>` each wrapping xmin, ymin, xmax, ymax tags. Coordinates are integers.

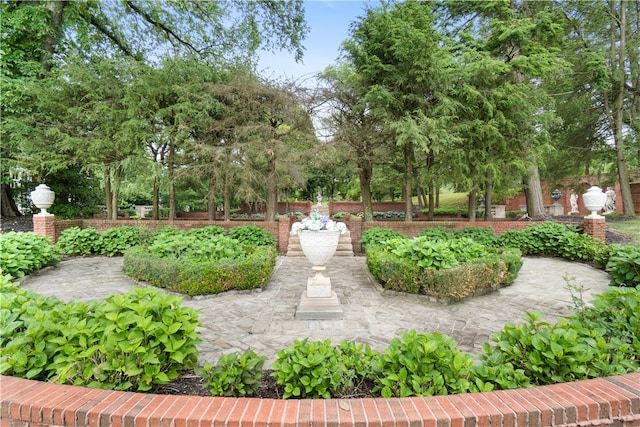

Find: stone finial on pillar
<box><xmin>30</xmin><ymin>184</ymin><xmax>56</xmax><ymax>242</ymax></box>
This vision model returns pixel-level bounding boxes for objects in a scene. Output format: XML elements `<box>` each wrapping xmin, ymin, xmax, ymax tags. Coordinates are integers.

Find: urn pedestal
<box><xmin>295</xmin><ymin>230</ymin><xmax>344</xmax><ymax>320</ymax></box>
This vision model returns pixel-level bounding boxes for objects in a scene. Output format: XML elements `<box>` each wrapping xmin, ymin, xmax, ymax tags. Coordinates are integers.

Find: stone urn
<box><xmin>582</xmin><ymin>186</ymin><xmax>606</xmax><ymax>218</ymax></box>
<box><xmin>30</xmin><ymin>184</ymin><xmax>55</xmax><ymax>215</ymax></box>
<box><xmin>292</xmin><ymin>220</ymin><xmax>346</xmax><ymax>320</ymax></box>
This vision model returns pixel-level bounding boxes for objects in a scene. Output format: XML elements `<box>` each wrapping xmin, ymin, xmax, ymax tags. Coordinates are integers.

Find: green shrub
<box><xmin>185</xmin><ymin>226</ymin><xmax>227</xmax><ymax>240</ymax></box>
<box><xmin>360</xmin><ymin>227</ymin><xmax>407</xmax><ymax>252</ymax></box>
<box><xmin>496</xmin><ymin>222</ymin><xmax>601</xmax><ymax>261</ymax></box>
<box><xmin>272</xmin><ymin>339</ymin><xmax>376</xmax><ymax>399</ymax></box>
<box><xmin>0</xmin><ymin>286</ymin><xmax>201</xmax><ymax>392</ymax></box>
<box><xmin>229</xmin><ymin>225</ymin><xmax>276</xmax><ymax>247</ymax></box>
<box><xmin>387</xmin><ymin>236</ymin><xmax>491</xmax><ymax>270</ymax></box>
<box><xmin>477</xmin><ymin>310</ymin><xmax>637</xmax><ymax>386</ymax></box>
<box><xmin>0</xmin><ymin>232</ymin><xmax>59</xmax><ymax>278</ymax></box>
<box><xmin>147</xmin><ymin>232</ymin><xmax>244</xmax><ymax>261</ymax></box>
<box><xmin>417</xmin><ymin>226</ymin><xmax>456</xmax><ymax>241</ymax></box>
<box><xmin>123</xmin><ymin>245</ymin><xmax>276</xmax><ymax>296</ymax></box>
<box><xmin>456</xmin><ymin>226</ymin><xmax>499</xmax><ymax>246</ymax></box>
<box><xmin>370</xmin><ymin>330</ymin><xmax>476</xmax><ymax>397</ymax></box>
<box><xmin>55</xmin><ymin>227</ymin><xmax>101</xmax><ymax>256</ymax></box>
<box><xmin>366</xmin><ymin>239</ymin><xmax>521</xmax><ymax>300</ymax></box>
<box><xmin>196</xmin><ymin>350</ymin><xmax>267</xmax><ymax>397</ymax></box>
<box><xmin>605</xmin><ymin>244</ymin><xmax>640</xmax><ymax>287</ymax></box>
<box><xmin>94</xmin><ymin>226</ymin><xmax>150</xmax><ymax>256</ymax></box>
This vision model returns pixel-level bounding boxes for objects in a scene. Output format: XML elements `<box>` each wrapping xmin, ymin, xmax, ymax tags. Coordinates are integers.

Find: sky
<box><xmin>258</xmin><ymin>1</ymin><xmax>378</xmax><ymax>82</ymax></box>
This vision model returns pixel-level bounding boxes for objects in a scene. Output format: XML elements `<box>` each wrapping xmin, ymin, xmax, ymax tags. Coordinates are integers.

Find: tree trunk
<box><xmin>523</xmin><ymin>162</ymin><xmax>548</xmax><ymax>219</ymax></box>
<box><xmin>609</xmin><ymin>1</ymin><xmax>636</xmax><ymax>217</ymax></box>
<box><xmin>110</xmin><ymin>165</ymin><xmax>123</xmax><ymax>220</ymax></box>
<box><xmin>41</xmin><ymin>1</ymin><xmax>66</xmax><ymax>72</ymax></box>
<box><xmin>265</xmin><ymin>140</ymin><xmax>278</xmax><ymax>222</ymax></box>
<box><xmin>223</xmin><ymin>169</ymin><xmax>230</xmax><ymax>221</ymax></box>
<box><xmin>428</xmin><ymin>179</ymin><xmax>435</xmax><ymax>221</ymax></box>
<box><xmin>468</xmin><ymin>188</ymin><xmax>477</xmax><ymax>222</ymax></box>
<box><xmin>104</xmin><ymin>165</ymin><xmax>113</xmax><ymax>219</ymax></box>
<box><xmin>168</xmin><ymin>141</ymin><xmax>176</xmax><ymax>220</ymax></box>
<box><xmin>152</xmin><ymin>177</ymin><xmax>159</xmax><ymax>220</ymax></box>
<box><xmin>207</xmin><ymin>175</ymin><xmax>216</xmax><ymax>221</ymax></box>
<box><xmin>404</xmin><ymin>141</ymin><xmax>413</xmax><ymax>222</ymax></box>
<box><xmin>358</xmin><ymin>157</ymin><xmax>374</xmax><ymax>222</ymax></box>
<box><xmin>484</xmin><ymin>179</ymin><xmax>494</xmax><ymax>221</ymax></box>
<box><xmin>1</xmin><ymin>184</ymin><xmax>22</xmax><ymax>217</ymax></box>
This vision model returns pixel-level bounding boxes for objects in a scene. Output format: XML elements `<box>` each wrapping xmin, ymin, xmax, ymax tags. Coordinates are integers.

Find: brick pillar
<box><xmin>278</xmin><ymin>216</ymin><xmax>292</xmax><ymax>254</ymax></box>
<box><xmin>583</xmin><ymin>217</ymin><xmax>606</xmax><ymax>241</ymax></box>
<box><xmin>33</xmin><ymin>214</ymin><xmax>56</xmax><ymax>243</ymax></box>
<box><xmin>349</xmin><ymin>217</ymin><xmax>364</xmax><ymax>254</ymax></box>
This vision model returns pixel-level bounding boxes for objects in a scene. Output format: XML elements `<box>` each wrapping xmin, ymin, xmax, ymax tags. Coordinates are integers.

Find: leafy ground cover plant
<box><xmin>360</xmin><ymin>227</ymin><xmax>407</xmax><ymax>252</ymax></box>
<box><xmin>94</xmin><ymin>226</ymin><xmax>150</xmax><ymax>256</ymax></box>
<box><xmin>123</xmin><ymin>227</ymin><xmax>277</xmax><ymax>295</ymax></box>
<box><xmin>0</xmin><ymin>284</ymin><xmax>201</xmax><ymax>392</ymax></box>
<box><xmin>605</xmin><ymin>244</ymin><xmax>640</xmax><ymax>287</ymax></box>
<box><xmin>228</xmin><ymin>225</ymin><xmax>276</xmax><ymax>247</ymax></box>
<box><xmin>0</xmin><ymin>232</ymin><xmax>59</xmax><ymax>278</ymax></box>
<box><xmin>55</xmin><ymin>227</ymin><xmax>102</xmax><ymax>256</ymax></box>
<box><xmin>196</xmin><ymin>350</ymin><xmax>267</xmax><ymax>397</ymax></box>
<box><xmin>271</xmin><ymin>338</ymin><xmax>376</xmax><ymax>399</ymax></box>
<box><xmin>371</xmin><ymin>330</ymin><xmax>476</xmax><ymax>397</ymax></box>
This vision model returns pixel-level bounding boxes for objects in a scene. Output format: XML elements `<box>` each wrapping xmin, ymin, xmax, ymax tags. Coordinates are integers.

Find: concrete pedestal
<box><xmin>296</xmin><ymin>291</ymin><xmax>344</xmax><ymax>320</ymax></box>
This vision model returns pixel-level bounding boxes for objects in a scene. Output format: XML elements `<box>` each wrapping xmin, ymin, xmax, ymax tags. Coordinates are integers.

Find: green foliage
<box><xmin>55</xmin><ymin>227</ymin><xmax>102</xmax><ymax>256</ymax></box>
<box><xmin>196</xmin><ymin>350</ymin><xmax>266</xmax><ymax>397</ymax></box>
<box><xmin>0</xmin><ymin>232</ymin><xmax>59</xmax><ymax>278</ymax></box>
<box><xmin>0</xmin><ymin>286</ymin><xmax>201</xmax><ymax>392</ymax></box>
<box><xmin>496</xmin><ymin>222</ymin><xmax>602</xmax><ymax>261</ymax></box>
<box><xmin>387</xmin><ymin>236</ymin><xmax>491</xmax><ymax>270</ymax></box>
<box><xmin>366</xmin><ymin>237</ymin><xmax>521</xmax><ymax>299</ymax></box>
<box><xmin>123</xmin><ymin>245</ymin><xmax>276</xmax><ymax>296</ymax></box>
<box><xmin>456</xmin><ymin>227</ymin><xmax>500</xmax><ymax>247</ymax></box>
<box><xmin>478</xmin><ymin>310</ymin><xmax>638</xmax><ymax>387</ymax></box>
<box><xmin>56</xmin><ymin>226</ymin><xmax>148</xmax><ymax>257</ymax></box>
<box><xmin>417</xmin><ymin>227</ymin><xmax>456</xmax><ymax>241</ymax></box>
<box><xmin>228</xmin><ymin>225</ymin><xmax>276</xmax><ymax>247</ymax></box>
<box><xmin>370</xmin><ymin>330</ymin><xmax>476</xmax><ymax>397</ymax></box>
<box><xmin>605</xmin><ymin>244</ymin><xmax>640</xmax><ymax>287</ymax></box>
<box><xmin>94</xmin><ymin>226</ymin><xmax>150</xmax><ymax>256</ymax></box>
<box><xmin>147</xmin><ymin>231</ymin><xmax>244</xmax><ymax>261</ymax></box>
<box><xmin>272</xmin><ymin>339</ymin><xmax>376</xmax><ymax>399</ymax></box>
<box><xmin>360</xmin><ymin>227</ymin><xmax>407</xmax><ymax>252</ymax></box>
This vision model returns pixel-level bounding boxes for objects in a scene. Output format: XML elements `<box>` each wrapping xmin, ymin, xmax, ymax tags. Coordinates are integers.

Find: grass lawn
<box><xmin>607</xmin><ymin>218</ymin><xmax>640</xmax><ymax>245</ymax></box>
<box><xmin>413</xmin><ymin>193</ymin><xmax>468</xmax><ymax>209</ymax></box>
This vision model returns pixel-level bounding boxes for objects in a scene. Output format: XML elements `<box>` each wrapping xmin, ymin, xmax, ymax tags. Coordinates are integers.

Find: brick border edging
<box><xmin>2</xmin><ymin>373</ymin><xmax>639</xmax><ymax>427</ymax></box>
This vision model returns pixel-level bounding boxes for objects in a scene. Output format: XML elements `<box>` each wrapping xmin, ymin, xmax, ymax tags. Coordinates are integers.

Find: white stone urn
<box><xmin>30</xmin><ymin>184</ymin><xmax>55</xmax><ymax>215</ymax></box>
<box><xmin>292</xmin><ymin>218</ymin><xmax>347</xmax><ymax>319</ymax></box>
<box><xmin>582</xmin><ymin>186</ymin><xmax>606</xmax><ymax>218</ymax></box>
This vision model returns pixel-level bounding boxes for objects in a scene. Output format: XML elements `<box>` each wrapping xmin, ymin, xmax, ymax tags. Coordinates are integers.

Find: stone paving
<box><xmin>19</xmin><ymin>255</ymin><xmax>611</xmax><ymax>367</ymax></box>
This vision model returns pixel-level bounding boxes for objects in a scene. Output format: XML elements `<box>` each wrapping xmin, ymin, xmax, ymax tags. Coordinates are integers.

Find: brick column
<box><xmin>32</xmin><ymin>214</ymin><xmax>56</xmax><ymax>243</ymax></box>
<box><xmin>278</xmin><ymin>216</ymin><xmax>292</xmax><ymax>254</ymax></box>
<box><xmin>349</xmin><ymin>217</ymin><xmax>364</xmax><ymax>254</ymax></box>
<box><xmin>583</xmin><ymin>217</ymin><xmax>606</xmax><ymax>241</ymax></box>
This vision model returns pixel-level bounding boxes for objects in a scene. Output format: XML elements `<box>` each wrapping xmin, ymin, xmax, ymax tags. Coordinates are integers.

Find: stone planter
<box><xmin>30</xmin><ymin>184</ymin><xmax>55</xmax><ymax>215</ymax></box>
<box><xmin>296</xmin><ymin>229</ymin><xmax>343</xmax><ymax>319</ymax></box>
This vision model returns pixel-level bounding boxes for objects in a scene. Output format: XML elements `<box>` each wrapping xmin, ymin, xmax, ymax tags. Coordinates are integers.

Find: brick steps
<box><xmin>1</xmin><ymin>373</ymin><xmax>639</xmax><ymax>426</ymax></box>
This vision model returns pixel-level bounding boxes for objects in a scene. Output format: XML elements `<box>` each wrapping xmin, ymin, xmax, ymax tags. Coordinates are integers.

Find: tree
<box><xmin>442</xmin><ymin>0</ymin><xmax>568</xmax><ymax>219</ymax></box>
<box><xmin>1</xmin><ymin>0</ymin><xmax>309</xmax><ymax>216</ymax></box>
<box><xmin>320</xmin><ymin>64</ymin><xmax>387</xmax><ymax>221</ymax></box>
<box><xmin>560</xmin><ymin>1</ymin><xmax>638</xmax><ymax>217</ymax></box>
<box><xmin>342</xmin><ymin>1</ymin><xmax>456</xmax><ymax>222</ymax></box>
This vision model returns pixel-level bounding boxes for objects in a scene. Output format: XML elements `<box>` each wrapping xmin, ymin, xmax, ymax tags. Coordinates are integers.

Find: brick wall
<box><xmin>44</xmin><ymin>218</ymin><xmax>606</xmax><ymax>254</ymax></box>
<box><xmin>1</xmin><ymin>373</ymin><xmax>639</xmax><ymax>427</ymax></box>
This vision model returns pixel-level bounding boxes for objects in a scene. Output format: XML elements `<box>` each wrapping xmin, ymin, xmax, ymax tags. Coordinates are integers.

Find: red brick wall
<box><xmin>2</xmin><ymin>373</ymin><xmax>639</xmax><ymax>427</ymax></box>
<box><xmin>49</xmin><ymin>218</ymin><xmax>606</xmax><ymax>254</ymax></box>
<box><xmin>32</xmin><ymin>215</ymin><xmax>56</xmax><ymax>243</ymax></box>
